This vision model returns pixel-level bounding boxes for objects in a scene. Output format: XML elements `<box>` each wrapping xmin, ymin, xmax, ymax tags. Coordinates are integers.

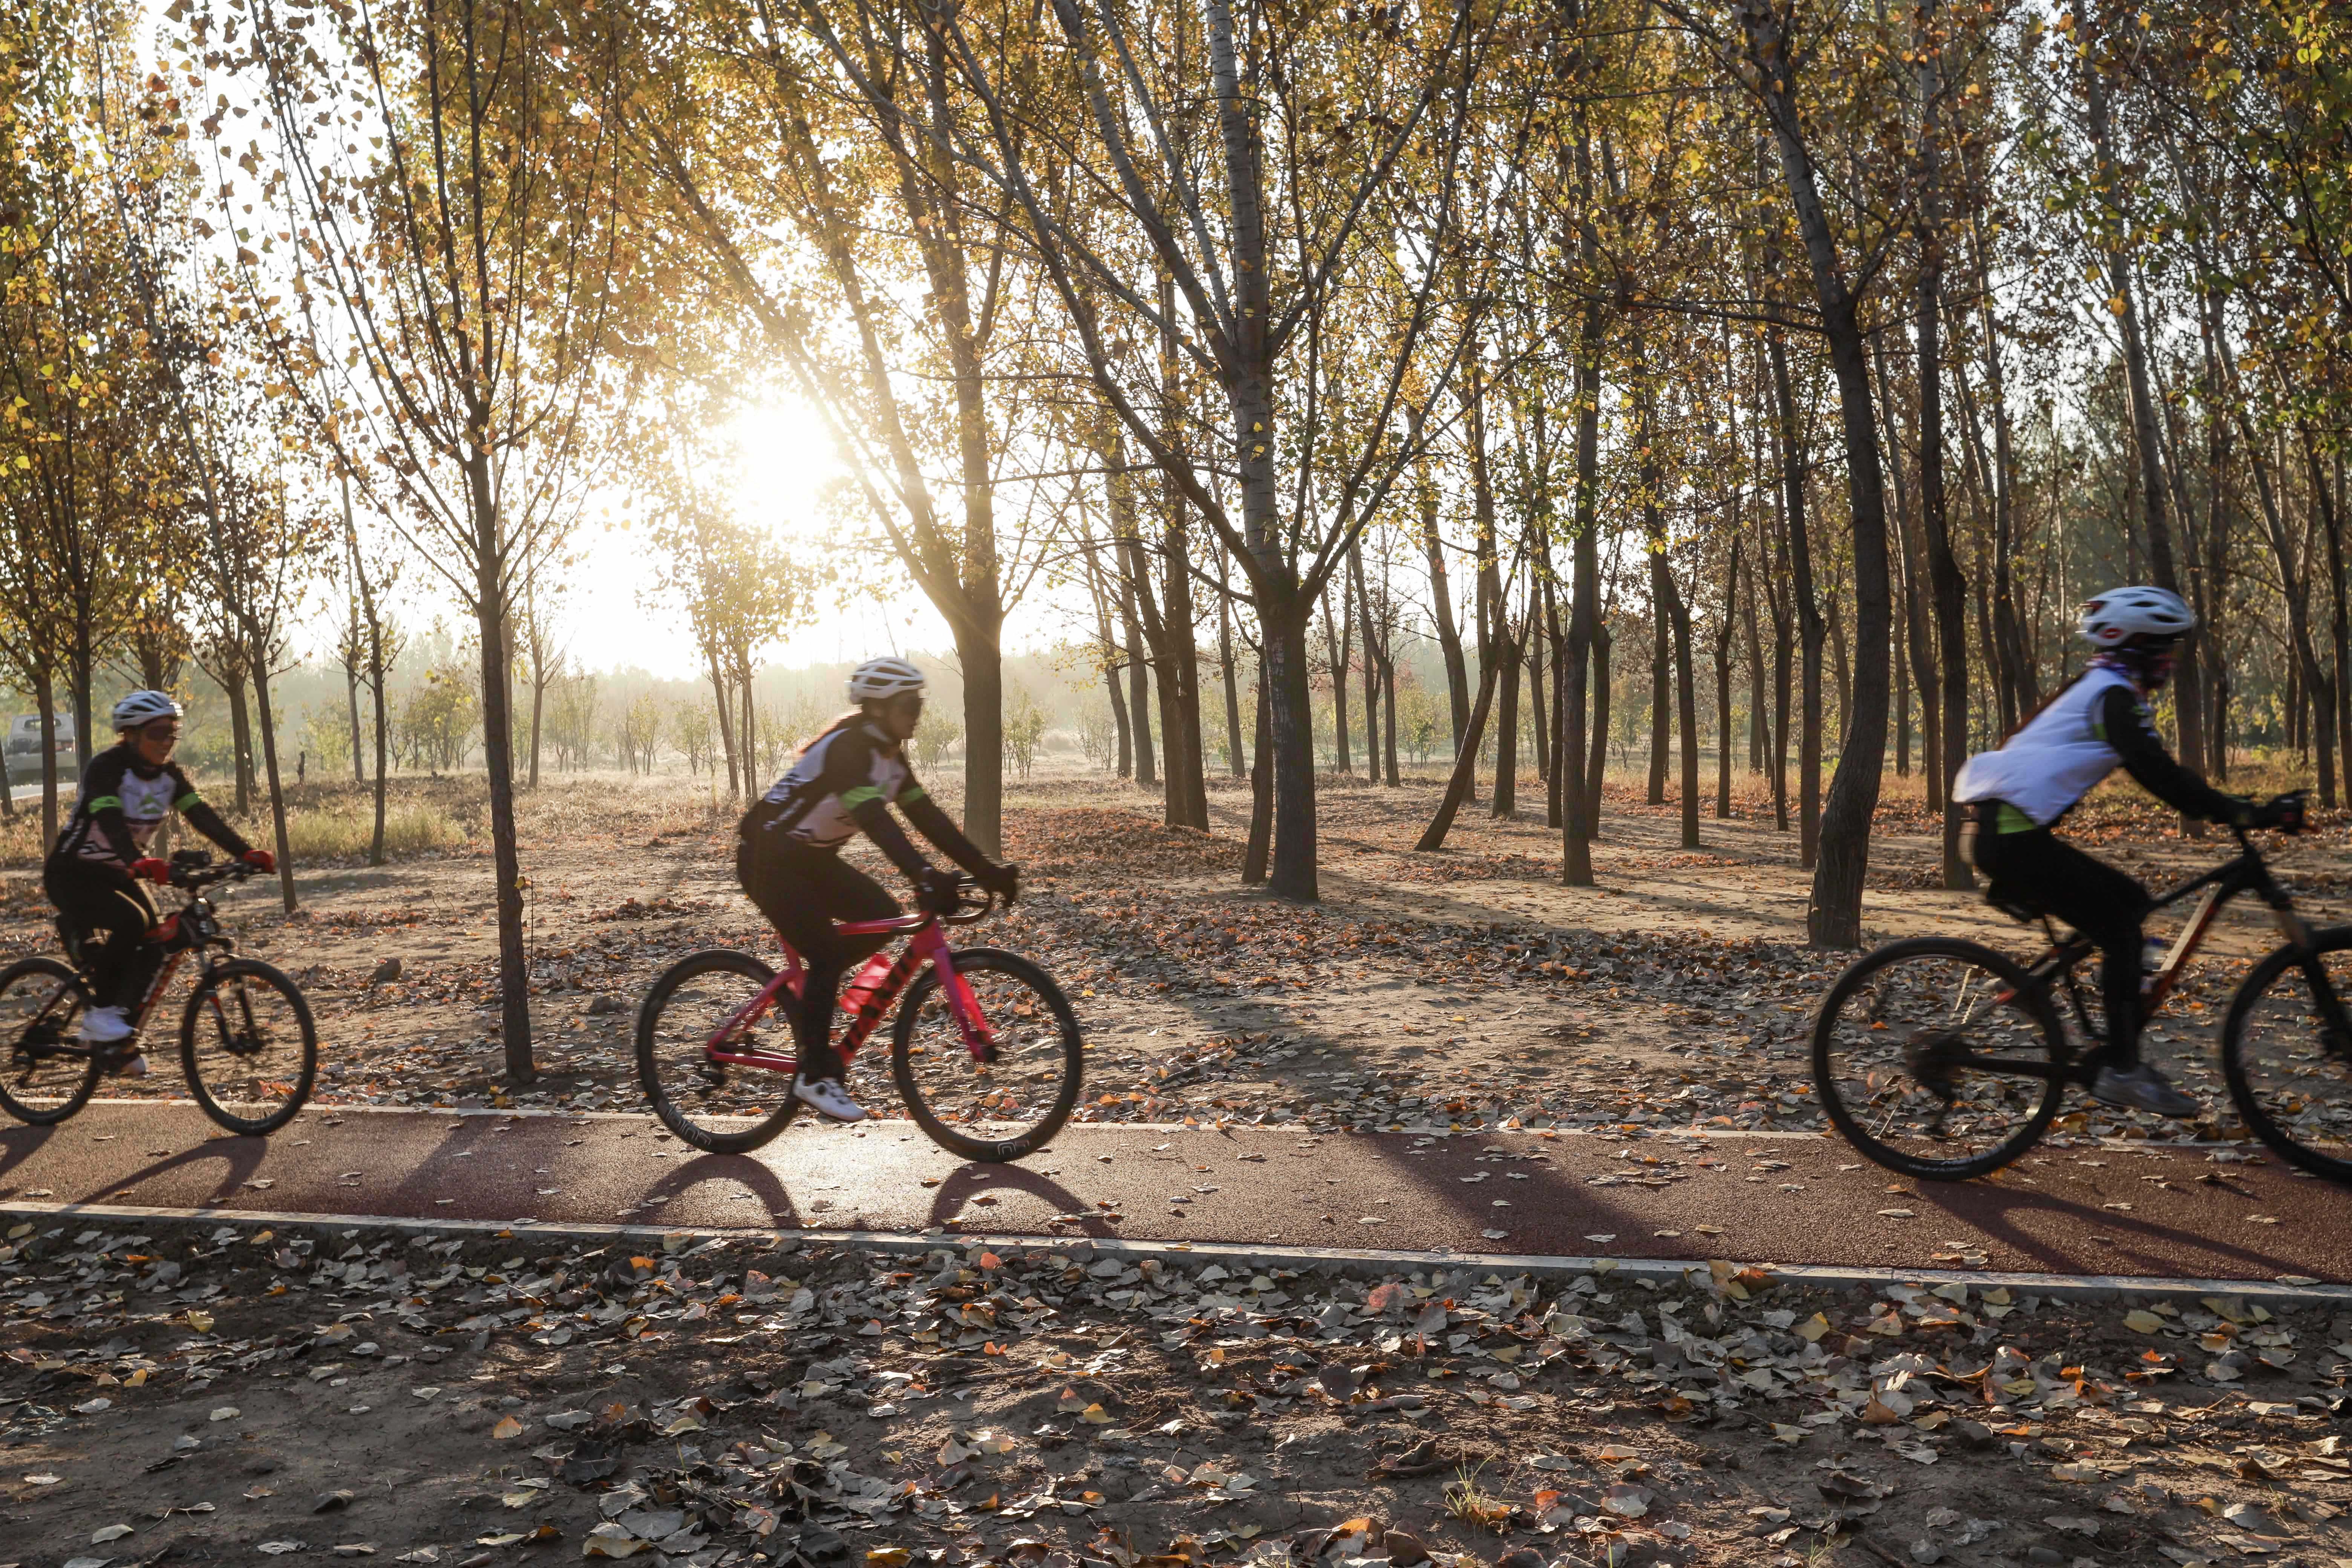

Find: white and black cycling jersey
<box><xmin>746</xmin><ymin>718</ymin><xmax>926</xmax><ymax>854</ymax></box>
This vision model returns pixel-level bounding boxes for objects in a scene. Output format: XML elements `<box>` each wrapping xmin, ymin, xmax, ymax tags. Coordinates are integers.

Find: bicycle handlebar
<box><xmin>168</xmin><ymin>856</ymin><xmax>259</xmax><ymax>892</ymax></box>
<box><xmin>940</xmin><ymin>873</ymin><xmax>996</xmax><ymax>925</ymax></box>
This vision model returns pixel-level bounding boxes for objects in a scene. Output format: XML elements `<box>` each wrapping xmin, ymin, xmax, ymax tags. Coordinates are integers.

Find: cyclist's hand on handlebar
<box><xmin>129</xmin><ymin>857</ymin><xmax>170</xmax><ymax>884</ymax></box>
<box><xmin>241</xmin><ymin>848</ymin><xmax>276</xmax><ymax>874</ymax></box>
<box><xmin>913</xmin><ymin>865</ymin><xmax>962</xmax><ymax>916</ymax></box>
<box><xmin>976</xmin><ymin>860</ymin><xmax>1019</xmax><ymax>905</ymax></box>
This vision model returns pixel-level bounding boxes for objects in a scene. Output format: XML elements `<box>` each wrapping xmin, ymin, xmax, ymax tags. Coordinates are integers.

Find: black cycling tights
<box><xmin>44</xmin><ymin>860</ymin><xmax>162</xmax><ymax>1012</ymax></box>
<box><xmin>1972</xmin><ymin>821</ymin><xmax>2150</xmax><ymax>1070</ymax></box>
<box><xmin>738</xmin><ymin>841</ymin><xmax>899</xmax><ymax>1083</ymax></box>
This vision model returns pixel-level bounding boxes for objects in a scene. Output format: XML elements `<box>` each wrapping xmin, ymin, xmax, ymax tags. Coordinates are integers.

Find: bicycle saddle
<box><xmin>1982</xmin><ymin>880</ymin><xmax>2045</xmax><ymax>924</ymax></box>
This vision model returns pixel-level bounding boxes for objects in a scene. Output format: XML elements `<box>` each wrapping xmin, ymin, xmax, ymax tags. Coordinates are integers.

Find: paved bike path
<box><xmin>0</xmin><ymin>1102</ymin><xmax>2342</xmax><ymax>1285</ymax></box>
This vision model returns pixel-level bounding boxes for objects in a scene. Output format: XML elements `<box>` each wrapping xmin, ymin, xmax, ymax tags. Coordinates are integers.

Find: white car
<box><xmin>4</xmin><ymin>714</ymin><xmax>77</xmax><ymax>759</ymax></box>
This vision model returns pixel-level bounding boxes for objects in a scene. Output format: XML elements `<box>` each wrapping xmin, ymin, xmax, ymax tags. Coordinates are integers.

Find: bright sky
<box><xmin>543</xmin><ymin>391</ymin><xmax>1068</xmax><ymax>683</ymax></box>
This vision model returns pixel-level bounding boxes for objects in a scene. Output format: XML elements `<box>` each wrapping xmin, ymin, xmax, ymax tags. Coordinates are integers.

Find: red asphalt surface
<box><xmin>0</xmin><ymin>1102</ymin><xmax>2343</xmax><ymax>1284</ymax></box>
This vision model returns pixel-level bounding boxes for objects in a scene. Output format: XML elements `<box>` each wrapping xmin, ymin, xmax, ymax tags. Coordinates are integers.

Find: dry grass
<box><xmin>283</xmin><ymin>801</ymin><xmax>470</xmax><ymax>862</ymax></box>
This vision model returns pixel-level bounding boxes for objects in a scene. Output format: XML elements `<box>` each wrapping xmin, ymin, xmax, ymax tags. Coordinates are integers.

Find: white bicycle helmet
<box><xmin>2078</xmin><ymin>586</ymin><xmax>2194</xmax><ymax>648</ymax></box>
<box><xmin>846</xmin><ymin>656</ymin><xmax>926</xmax><ymax>703</ymax></box>
<box><xmin>112</xmin><ymin>690</ymin><xmax>184</xmax><ymax>729</ymax></box>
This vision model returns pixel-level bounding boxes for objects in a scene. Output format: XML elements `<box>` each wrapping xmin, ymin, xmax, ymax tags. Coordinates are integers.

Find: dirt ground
<box><xmin>4</xmin><ymin>772</ymin><xmax>2352</xmax><ymax>1567</ymax></box>
<box><xmin>0</xmin><ymin>764</ymin><xmax>2343</xmax><ymax>1145</ymax></box>
<box><xmin>2</xmin><ymin>1217</ymin><xmax>2348</xmax><ymax>1568</ymax></box>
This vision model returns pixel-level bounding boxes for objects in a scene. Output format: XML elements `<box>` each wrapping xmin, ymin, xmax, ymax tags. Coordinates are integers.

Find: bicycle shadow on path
<box><xmin>1906</xmin><ymin>1163</ymin><xmax>2310</xmax><ymax>1282</ymax></box>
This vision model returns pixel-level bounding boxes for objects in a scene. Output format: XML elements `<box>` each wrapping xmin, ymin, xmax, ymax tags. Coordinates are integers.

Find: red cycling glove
<box><xmin>128</xmin><ymin>857</ymin><xmax>170</xmax><ymax>884</ymax></box>
<box><xmin>242</xmin><ymin>848</ymin><xmax>277</xmax><ymax>873</ymax></box>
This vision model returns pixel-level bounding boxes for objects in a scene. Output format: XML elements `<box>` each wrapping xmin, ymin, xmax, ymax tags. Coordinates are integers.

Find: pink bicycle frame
<box><xmin>700</xmin><ymin>911</ymin><xmax>998</xmax><ymax>1074</ymax></box>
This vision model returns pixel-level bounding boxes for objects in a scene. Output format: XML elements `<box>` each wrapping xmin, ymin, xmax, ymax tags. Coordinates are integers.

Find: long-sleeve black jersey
<box><xmin>741</xmin><ymin>717</ymin><xmax>991</xmax><ymax>879</ymax></box>
<box><xmin>51</xmin><ymin>744</ymin><xmax>250</xmax><ymax>870</ymax></box>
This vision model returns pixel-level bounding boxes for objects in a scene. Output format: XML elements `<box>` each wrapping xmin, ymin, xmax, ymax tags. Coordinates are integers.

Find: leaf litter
<box><xmin>2</xmin><ymin>1216</ymin><xmax>2347</xmax><ymax>1567</ymax></box>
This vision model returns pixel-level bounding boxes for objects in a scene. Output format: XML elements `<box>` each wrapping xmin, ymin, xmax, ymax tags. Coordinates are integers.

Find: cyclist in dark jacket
<box><xmin>737</xmin><ymin>657</ymin><xmax>1016</xmax><ymax>1122</ymax></box>
<box><xmin>46</xmin><ymin>692</ymin><xmax>274</xmax><ymax>1073</ymax></box>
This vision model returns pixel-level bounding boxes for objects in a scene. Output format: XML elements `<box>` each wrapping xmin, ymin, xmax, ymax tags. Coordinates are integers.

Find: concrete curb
<box><xmin>7</xmin><ymin>1198</ymin><xmax>2346</xmax><ymax>1308</ymax></box>
<box><xmin>67</xmin><ymin>1099</ymin><xmax>2275</xmax><ymax>1152</ymax></box>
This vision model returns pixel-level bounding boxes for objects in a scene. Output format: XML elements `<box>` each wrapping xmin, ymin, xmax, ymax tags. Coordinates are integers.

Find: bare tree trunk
<box><xmin>707</xmin><ymin>651</ymin><xmax>738</xmax><ymax>798</ymax></box>
<box><xmin>1217</xmin><ymin>551</ymin><xmax>1245</xmax><ymax>778</ymax></box>
<box><xmin>1107</xmin><ymin>660</ymin><xmax>1131</xmax><ymax>778</ymax></box>
<box><xmin>1325</xmin><ymin>581</ymin><xmax>1352</xmax><ymax>777</ymax></box>
<box><xmin>1715</xmin><ymin>534</ymin><xmax>1741</xmax><ymax>818</ymax></box>
<box><xmin>346</xmin><ymin>657</ymin><xmax>365</xmax><ymax>785</ymax></box>
<box><xmin>1768</xmin><ymin>331</ymin><xmax>1824</xmax><ymax>867</ymax></box>
<box><xmin>369</xmin><ymin>646</ymin><xmax>389</xmax><ymax>866</ymax></box>
<box><xmin>226</xmin><ymin>668</ymin><xmax>256</xmax><ymax>816</ymax></box>
<box><xmin>1351</xmin><ymin>539</ymin><xmax>1385</xmax><ymax>785</ymax></box>
<box><xmin>1586</xmin><ymin>619</ymin><xmax>1612</xmax><ymax>841</ymax></box>
<box><xmin>1743</xmin><ymin>0</ymin><xmax>1897</xmax><ymax>946</ymax></box>
<box><xmin>1417</xmin><ymin>660</ymin><xmax>1502</xmax><ymax>851</ymax></box>
<box><xmin>1491</xmin><ymin>627</ymin><xmax>1521</xmax><ymax>818</ymax></box>
<box><xmin>1744</xmin><ymin>547</ymin><xmax>1766</xmax><ymax>773</ymax></box>
<box><xmin>1416</xmin><ymin>439</ymin><xmax>1471</xmax><ymax>752</ymax></box>
<box><xmin>36</xmin><ymin>671</ymin><xmax>58</xmax><ymax>851</ymax></box>
<box><xmin>1525</xmin><ymin>625</ymin><xmax>1547</xmax><ymax>789</ymax></box>
<box><xmin>465</xmin><ymin>461</ymin><xmax>534</xmax><ymax>1085</ymax></box>
<box><xmin>1243</xmin><ymin>655</ymin><xmax>1273</xmax><ymax>883</ymax></box>
<box><xmin>1647</xmin><ymin>585</ymin><xmax>1671</xmax><ymax>805</ymax></box>
<box><xmin>1121</xmin><ymin>568</ymin><xmax>1155</xmax><ymax>790</ymax></box>
<box><xmin>2306</xmin><ymin>432</ymin><xmax>2352</xmax><ymax>813</ymax></box>
<box><xmin>1560</xmin><ymin>291</ymin><xmax>1603</xmax><ymax>885</ymax></box>
<box><xmin>248</xmin><ymin>649</ymin><xmax>299</xmax><ymax>916</ymax></box>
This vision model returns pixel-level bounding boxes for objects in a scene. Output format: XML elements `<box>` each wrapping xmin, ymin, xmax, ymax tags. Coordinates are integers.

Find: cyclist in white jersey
<box><xmin>736</xmin><ymin>658</ymin><xmax>1016</xmax><ymax>1122</ymax></box>
<box><xmin>1954</xmin><ymin>587</ymin><xmax>2292</xmax><ymax>1116</ymax></box>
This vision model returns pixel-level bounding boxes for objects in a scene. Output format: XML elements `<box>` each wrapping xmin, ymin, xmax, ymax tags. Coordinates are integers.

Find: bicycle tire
<box><xmin>0</xmin><ymin>957</ymin><xmax>102</xmax><ymax>1126</ymax></box>
<box><xmin>635</xmin><ymin>949</ymin><xmax>802</xmax><ymax>1154</ymax></box>
<box><xmin>2220</xmin><ymin>925</ymin><xmax>2352</xmax><ymax>1184</ymax></box>
<box><xmin>1811</xmin><ymin>936</ymin><xmax>2068</xmax><ymax>1181</ymax></box>
<box><xmin>181</xmin><ymin>959</ymin><xmax>318</xmax><ymax>1135</ymax></box>
<box><xmin>890</xmin><ymin>946</ymin><xmax>1081</xmax><ymax>1162</ymax></box>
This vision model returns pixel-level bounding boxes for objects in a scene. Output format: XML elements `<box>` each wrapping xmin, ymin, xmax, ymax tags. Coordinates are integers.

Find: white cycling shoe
<box><xmin>2092</xmin><ymin>1063</ymin><xmax>2199</xmax><ymax>1119</ymax></box>
<box><xmin>793</xmin><ymin>1076</ymin><xmax>868</xmax><ymax>1124</ymax></box>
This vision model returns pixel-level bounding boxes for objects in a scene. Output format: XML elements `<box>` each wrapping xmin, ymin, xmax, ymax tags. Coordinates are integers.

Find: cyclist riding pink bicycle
<box><xmin>736</xmin><ymin>657</ymin><xmax>1017</xmax><ymax>1124</ymax></box>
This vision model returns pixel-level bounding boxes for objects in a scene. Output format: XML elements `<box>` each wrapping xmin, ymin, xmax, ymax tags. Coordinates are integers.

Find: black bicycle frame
<box><xmin>2004</xmin><ymin>832</ymin><xmax>2352</xmax><ymax>1076</ymax></box>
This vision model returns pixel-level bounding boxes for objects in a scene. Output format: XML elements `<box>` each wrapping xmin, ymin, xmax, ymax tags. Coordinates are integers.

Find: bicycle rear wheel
<box><xmin>2220</xmin><ymin>927</ymin><xmax>2352</xmax><ymax>1183</ymax></box>
<box><xmin>0</xmin><ymin>958</ymin><xmax>101</xmax><ymax>1126</ymax></box>
<box><xmin>182</xmin><ymin>959</ymin><xmax>317</xmax><ymax>1135</ymax></box>
<box><xmin>1812</xmin><ymin>937</ymin><xmax>2067</xmax><ymax>1180</ymax></box>
<box><xmin>890</xmin><ymin>947</ymin><xmax>1081</xmax><ymax>1162</ymax></box>
<box><xmin>635</xmin><ymin>949</ymin><xmax>801</xmax><ymax>1154</ymax></box>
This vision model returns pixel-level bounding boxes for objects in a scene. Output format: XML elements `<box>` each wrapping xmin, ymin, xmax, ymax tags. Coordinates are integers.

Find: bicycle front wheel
<box><xmin>635</xmin><ymin>949</ymin><xmax>801</xmax><ymax>1154</ymax></box>
<box><xmin>1812</xmin><ymin>937</ymin><xmax>2067</xmax><ymax>1180</ymax></box>
<box><xmin>2221</xmin><ymin>926</ymin><xmax>2352</xmax><ymax>1183</ymax></box>
<box><xmin>891</xmin><ymin>947</ymin><xmax>1081</xmax><ymax>1162</ymax></box>
<box><xmin>0</xmin><ymin>957</ymin><xmax>101</xmax><ymax>1126</ymax></box>
<box><xmin>181</xmin><ymin>959</ymin><xmax>317</xmax><ymax>1135</ymax></box>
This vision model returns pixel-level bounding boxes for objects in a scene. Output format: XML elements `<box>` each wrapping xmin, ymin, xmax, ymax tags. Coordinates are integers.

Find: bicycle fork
<box><xmin>908</xmin><ymin>926</ymin><xmax>1000</xmax><ymax>1065</ymax></box>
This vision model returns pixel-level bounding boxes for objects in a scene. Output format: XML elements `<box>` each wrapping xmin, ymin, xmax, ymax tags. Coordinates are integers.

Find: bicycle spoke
<box><xmin>892</xmin><ymin>952</ymin><xmax>1079</xmax><ymax>1160</ymax></box>
<box><xmin>635</xmin><ymin>952</ymin><xmax>800</xmax><ymax>1153</ymax></box>
<box><xmin>1815</xmin><ymin>942</ymin><xmax>2064</xmax><ymax>1179</ymax></box>
<box><xmin>184</xmin><ymin>969</ymin><xmax>312</xmax><ymax>1129</ymax></box>
<box><xmin>0</xmin><ymin>960</ymin><xmax>102</xmax><ymax>1124</ymax></box>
